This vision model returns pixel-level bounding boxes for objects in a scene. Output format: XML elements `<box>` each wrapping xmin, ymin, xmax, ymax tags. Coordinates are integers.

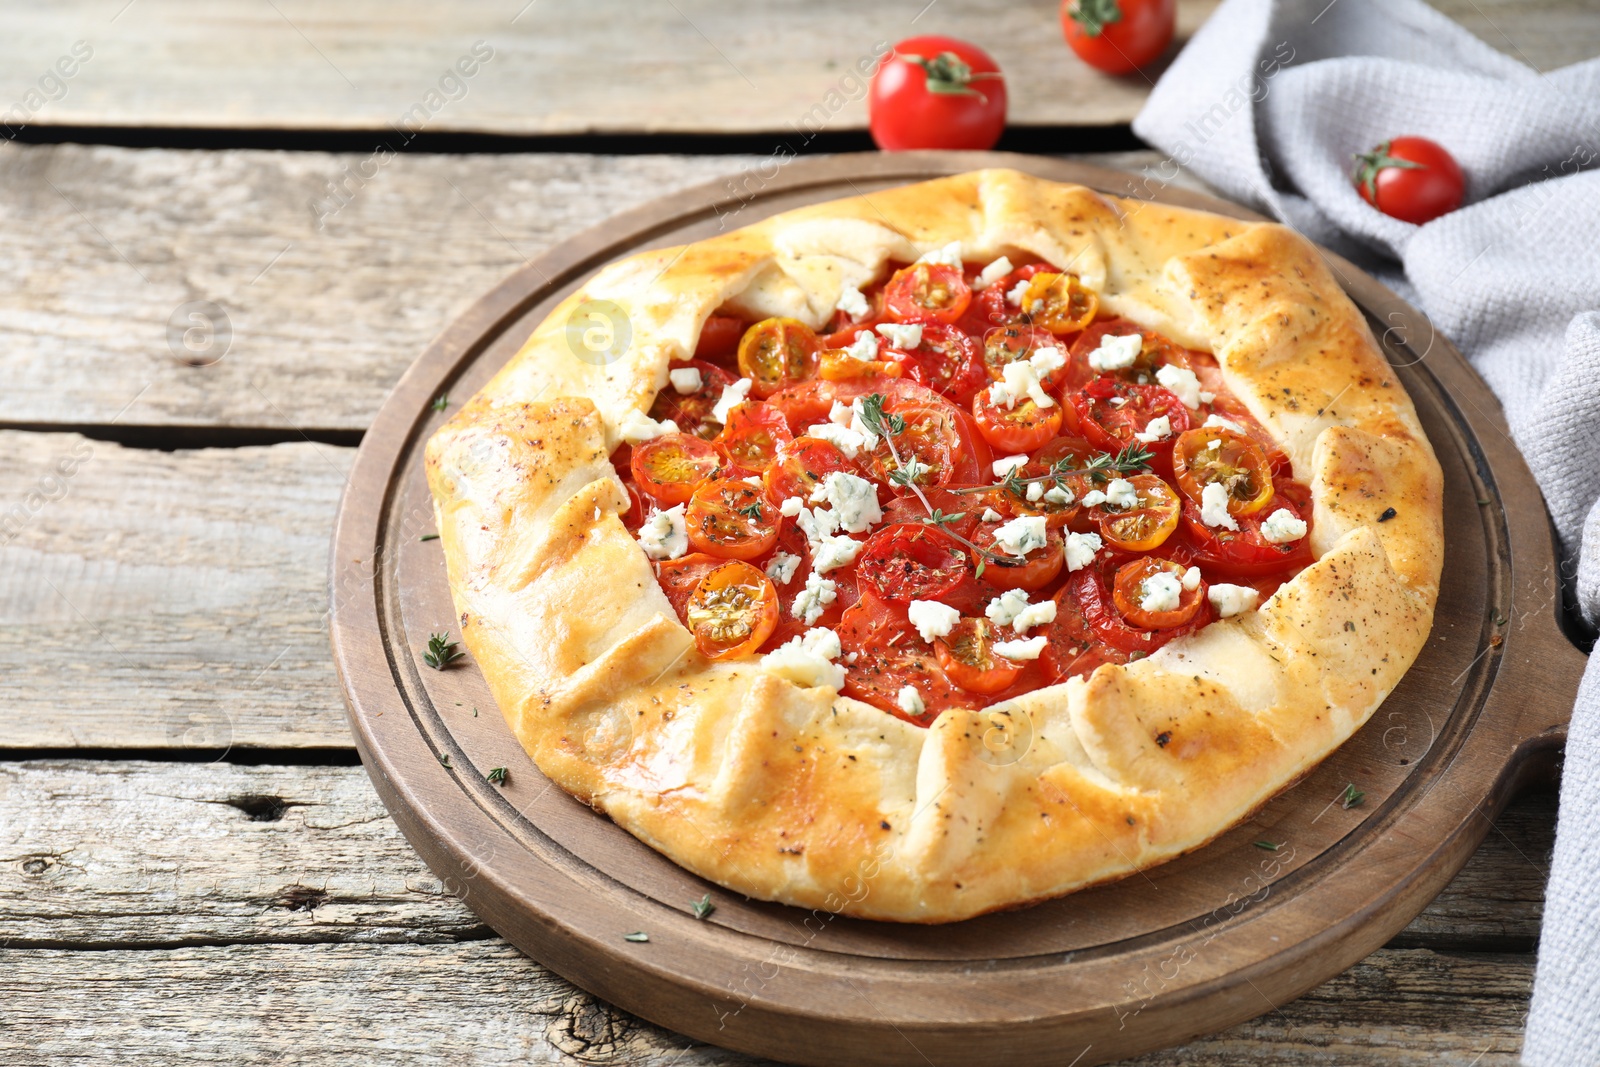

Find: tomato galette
<box><xmin>425</xmin><ymin>169</ymin><xmax>1442</xmax><ymax>923</ymax></box>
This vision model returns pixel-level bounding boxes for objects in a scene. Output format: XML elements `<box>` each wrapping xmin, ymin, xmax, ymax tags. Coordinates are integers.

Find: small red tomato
<box><xmin>1061</xmin><ymin>0</ymin><xmax>1175</xmax><ymax>76</ymax></box>
<box><xmin>869</xmin><ymin>36</ymin><xmax>1007</xmax><ymax>152</ymax></box>
<box><xmin>1354</xmin><ymin>137</ymin><xmax>1465</xmax><ymax>225</ymax></box>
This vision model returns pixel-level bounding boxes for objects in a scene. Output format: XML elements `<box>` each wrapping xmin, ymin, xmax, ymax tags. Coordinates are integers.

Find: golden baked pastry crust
<box><xmin>424</xmin><ymin>169</ymin><xmax>1443</xmax><ymax>923</ymax></box>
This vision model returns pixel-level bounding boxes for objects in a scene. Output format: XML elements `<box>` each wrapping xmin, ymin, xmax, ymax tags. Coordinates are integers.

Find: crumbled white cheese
<box><xmin>617</xmin><ymin>409</ymin><xmax>679</xmax><ymax>445</ymax></box>
<box><xmin>820</xmin><ymin>472</ymin><xmax>881</xmax><ymax>533</ymax></box>
<box><xmin>875</xmin><ymin>322</ymin><xmax>923</xmax><ymax>350</ymax></box>
<box><xmin>669</xmin><ymin>367</ymin><xmax>703</xmax><ymax>395</ymax></box>
<box><xmin>1156</xmin><ymin>363</ymin><xmax>1203</xmax><ymax>409</ymax></box>
<box><xmin>710</xmin><ymin>378</ymin><xmax>752</xmax><ymax>423</ymax></box>
<box><xmin>835</xmin><ymin>283</ymin><xmax>869</xmax><ymax>320</ymax></box>
<box><xmin>897</xmin><ymin>685</ymin><xmax>926</xmax><ymax>717</ymax></box>
<box><xmin>1200</xmin><ymin>482</ymin><xmax>1240</xmax><ymax>531</ymax></box>
<box><xmin>1080</xmin><ymin>489</ymin><xmax>1107</xmax><ymax>508</ymax></box>
<box><xmin>1064</xmin><ymin>531</ymin><xmax>1103</xmax><ymax>572</ymax></box>
<box><xmin>1208</xmin><ymin>583</ymin><xmax>1260</xmax><ymax>618</ymax></box>
<box><xmin>1025</xmin><ymin>480</ymin><xmax>1045</xmax><ymax>502</ymax></box>
<box><xmin>845</xmin><ymin>397</ymin><xmax>882</xmax><ymax>448</ymax></box>
<box><xmin>812</xmin><ymin>535</ymin><xmax>862</xmax><ymax>573</ymax></box>
<box><xmin>1204</xmin><ymin>413</ymin><xmax>1247</xmax><ymax>435</ymax></box>
<box><xmin>780</xmin><ymin>496</ymin><xmax>803</xmax><ymax>517</ymax></box>
<box><xmin>1044</xmin><ymin>485</ymin><xmax>1074</xmax><ymax>506</ymax></box>
<box><xmin>985</xmin><ymin>589</ymin><xmax>1030</xmax><ymax>629</ymax></box>
<box><xmin>842</xmin><ymin>330</ymin><xmax>880</xmax><ymax>362</ymax></box>
<box><xmin>1260</xmin><ymin>508</ymin><xmax>1308</xmax><ymax>544</ymax></box>
<box><xmin>1088</xmin><ymin>333</ymin><xmax>1142</xmax><ymax>372</ymax></box>
<box><xmin>995</xmin><ymin>353</ymin><xmax>1055</xmax><ymax>409</ymax></box>
<box><xmin>1139</xmin><ymin>571</ymin><xmax>1183</xmax><ymax>614</ymax></box>
<box><xmin>766</xmin><ymin>551</ymin><xmax>802</xmax><ymax>586</ymax></box>
<box><xmin>792</xmin><ymin>570</ymin><xmax>838</xmax><ymax>625</ymax></box>
<box><xmin>908</xmin><ymin>600</ymin><xmax>960</xmax><ymax>643</ymax></box>
<box><xmin>992</xmin><ymin>454</ymin><xmax>1029</xmax><ymax>479</ymax></box>
<box><xmin>1181</xmin><ymin>566</ymin><xmax>1202</xmax><ymax>591</ymax></box>
<box><xmin>1134</xmin><ymin>414</ymin><xmax>1173</xmax><ymax>443</ymax></box>
<box><xmin>915</xmin><ymin>241</ymin><xmax>963</xmax><ymax>269</ymax></box>
<box><xmin>975</xmin><ymin>256</ymin><xmax>1014</xmax><ymax>289</ymax></box>
<box><xmin>1103</xmin><ymin>478</ymin><xmax>1138</xmax><ymax>510</ymax></box>
<box><xmin>1108</xmin><ymin>396</ymin><xmax>1127</xmax><ymax>408</ymax></box>
<box><xmin>1011</xmin><ymin>598</ymin><xmax>1057</xmax><ymax>633</ymax></box>
<box><xmin>742</xmin><ymin>475</ymin><xmax>763</xmax><ymax>486</ymax></box>
<box><xmin>637</xmin><ymin>505</ymin><xmax>687</xmax><ymax>560</ymax></box>
<box><xmin>993</xmin><ymin>515</ymin><xmax>1048</xmax><ymax>558</ymax></box>
<box><xmin>992</xmin><ymin>635</ymin><xmax>1047</xmax><ymax>661</ymax></box>
<box><xmin>829</xmin><ymin>400</ymin><xmax>855</xmax><ymax>427</ymax></box>
<box><xmin>795</xmin><ymin>505</ymin><xmax>840</xmax><ymax>543</ymax></box>
<box><xmin>1031</xmin><ymin>345</ymin><xmax>1067</xmax><ymax>379</ymax></box>
<box><xmin>1006</xmin><ymin>278</ymin><xmax>1030</xmax><ymax>307</ymax></box>
<box><xmin>762</xmin><ymin>627</ymin><xmax>846</xmax><ymax>689</ymax></box>
<box><xmin>805</xmin><ymin>422</ymin><xmax>867</xmax><ymax>459</ymax></box>
<box><xmin>1199</xmin><ymin>391</ymin><xmax>1216</xmax><ymax>404</ymax></box>
<box><xmin>981</xmin><ymin>507</ymin><xmax>1003</xmax><ymax>522</ymax></box>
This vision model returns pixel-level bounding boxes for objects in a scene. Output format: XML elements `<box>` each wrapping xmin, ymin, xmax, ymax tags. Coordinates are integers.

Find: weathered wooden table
<box><xmin>2</xmin><ymin>2</ymin><xmax>1585</xmax><ymax>1062</ymax></box>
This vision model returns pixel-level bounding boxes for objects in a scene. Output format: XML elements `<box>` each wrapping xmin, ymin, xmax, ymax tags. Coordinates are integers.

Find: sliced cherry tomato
<box><xmin>1042</xmin><ymin>584</ymin><xmax>1128</xmax><ymax>682</ymax></box>
<box><xmin>991</xmin><ymin>435</ymin><xmax>1098</xmax><ymax>529</ymax></box>
<box><xmin>1354</xmin><ymin>136</ymin><xmax>1464</xmax><ymax>225</ymax></box>
<box><xmin>648</xmin><ymin>359</ymin><xmax>735</xmax><ymax>440</ymax></box>
<box><xmin>860</xmin><ymin>399</ymin><xmax>965</xmax><ymax>492</ymax></box>
<box><xmin>695</xmin><ymin>315</ymin><xmax>746</xmax><ymax>362</ymax></box>
<box><xmin>685</xmin><ymin>560</ymin><xmax>779</xmax><ymax>660</ymax></box>
<box><xmin>837</xmin><ymin>592</ymin><xmax>971</xmax><ymax>723</ymax></box>
<box><xmin>879</xmin><ymin>487</ymin><xmax>980</xmax><ymax>539</ymax></box>
<box><xmin>819</xmin><ymin>347</ymin><xmax>907</xmax><ymax>382</ymax></box>
<box><xmin>762</xmin><ymin>436</ymin><xmax>859</xmax><ymax>506</ymax></box>
<box><xmin>654</xmin><ymin>553</ymin><xmax>724</xmax><ymax>622</ymax></box>
<box><xmin>1070</xmin><ymin>377</ymin><xmax>1192</xmax><ymax>456</ymax></box>
<box><xmin>934</xmin><ymin>617</ymin><xmax>1024</xmax><ymax>695</ymax></box>
<box><xmin>1111</xmin><ymin>556</ymin><xmax>1205</xmax><ymax>629</ymax></box>
<box><xmin>1065</xmin><ymin>562</ymin><xmax>1207</xmax><ymax>657</ymax></box>
<box><xmin>619</xmin><ymin>480</ymin><xmax>646</xmax><ymax>532</ymax></box>
<box><xmin>1093</xmin><ymin>473</ymin><xmax>1181</xmax><ymax>552</ymax></box>
<box><xmin>982</xmin><ymin>324</ymin><xmax>1071</xmax><ymax>390</ymax></box>
<box><xmin>1018</xmin><ymin>272</ymin><xmax>1097</xmax><ymax>335</ymax></box>
<box><xmin>1064</xmin><ymin>319</ymin><xmax>1192</xmax><ymax>390</ymax></box>
<box><xmin>883</xmin><ymin>263</ymin><xmax>972</xmax><ymax>324</ymax></box>
<box><xmin>737</xmin><ymin>318</ymin><xmax>820</xmax><ymax>398</ymax></box>
<box><xmin>631</xmin><ymin>433</ymin><xmax>727</xmax><ymax>506</ymax></box>
<box><xmin>856</xmin><ymin>523</ymin><xmax>971</xmax><ymax>603</ymax></box>
<box><xmin>1171</xmin><ymin>427</ymin><xmax>1275</xmax><ymax>517</ymax></box>
<box><xmin>868</xmin><ymin>36</ymin><xmax>1007</xmax><ymax>152</ymax></box>
<box><xmin>965</xmin><ymin>263</ymin><xmax>1051</xmax><ymax>332</ymax></box>
<box><xmin>895</xmin><ymin>322</ymin><xmax>988</xmax><ymax>405</ymax></box>
<box><xmin>1061</xmin><ymin>0</ymin><xmax>1175</xmax><ymax>76</ymax></box>
<box><xmin>971</xmin><ymin>519</ymin><xmax>1065</xmax><ymax>591</ymax></box>
<box><xmin>715</xmin><ymin>401</ymin><xmax>794</xmax><ymax>476</ymax></box>
<box><xmin>973</xmin><ymin>385</ymin><xmax>1064</xmax><ymax>454</ymax></box>
<box><xmin>685</xmin><ymin>478</ymin><xmax>780</xmax><ymax>561</ymax></box>
<box><xmin>1178</xmin><ymin>478</ymin><xmax>1314</xmax><ymax>578</ymax></box>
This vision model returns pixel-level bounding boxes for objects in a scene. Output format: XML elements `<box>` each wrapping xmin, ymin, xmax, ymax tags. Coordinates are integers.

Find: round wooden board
<box><xmin>329</xmin><ymin>152</ymin><xmax>1587</xmax><ymax>1066</ymax></box>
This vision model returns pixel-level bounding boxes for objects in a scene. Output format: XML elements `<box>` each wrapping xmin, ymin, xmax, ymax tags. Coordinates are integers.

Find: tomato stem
<box><xmin>1353</xmin><ymin>140</ymin><xmax>1426</xmax><ymax>202</ymax></box>
<box><xmin>1069</xmin><ymin>0</ymin><xmax>1123</xmax><ymax>37</ymax></box>
<box><xmin>898</xmin><ymin>51</ymin><xmax>1003</xmax><ymax>103</ymax></box>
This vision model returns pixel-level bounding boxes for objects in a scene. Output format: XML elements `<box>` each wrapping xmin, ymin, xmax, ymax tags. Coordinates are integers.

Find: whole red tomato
<box><xmin>869</xmin><ymin>36</ymin><xmax>1007</xmax><ymax>151</ymax></box>
<box><xmin>1354</xmin><ymin>137</ymin><xmax>1465</xmax><ymax>224</ymax></box>
<box><xmin>1061</xmin><ymin>0</ymin><xmax>1175</xmax><ymax>76</ymax></box>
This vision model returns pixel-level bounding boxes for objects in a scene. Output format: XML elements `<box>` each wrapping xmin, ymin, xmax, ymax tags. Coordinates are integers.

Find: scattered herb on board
<box><xmin>692</xmin><ymin>894</ymin><xmax>715</xmax><ymax>920</ymax></box>
<box><xmin>624</xmin><ymin>931</ymin><xmax>650</xmax><ymax>943</ymax></box>
<box><xmin>1341</xmin><ymin>783</ymin><xmax>1365</xmax><ymax>809</ymax></box>
<box><xmin>424</xmin><ymin>632</ymin><xmax>464</xmax><ymax>670</ymax></box>
<box><xmin>1254</xmin><ymin>840</ymin><xmax>1282</xmax><ymax>852</ymax></box>
<box><xmin>437</xmin><ymin>754</ymin><xmax>452</xmax><ymax>769</ymax></box>
<box><xmin>432</xmin><ymin>393</ymin><xmax>449</xmax><ymax>412</ymax></box>
<box><xmin>419</xmin><ymin>533</ymin><xmax>440</xmax><ymax>542</ymax></box>
<box><xmin>486</xmin><ymin>767</ymin><xmax>509</xmax><ymax>786</ymax></box>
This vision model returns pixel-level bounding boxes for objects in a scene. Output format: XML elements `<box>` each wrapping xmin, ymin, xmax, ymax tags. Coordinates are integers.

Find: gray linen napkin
<box><xmin>1130</xmin><ymin>1</ymin><xmax>1600</xmax><ymax>1060</ymax></box>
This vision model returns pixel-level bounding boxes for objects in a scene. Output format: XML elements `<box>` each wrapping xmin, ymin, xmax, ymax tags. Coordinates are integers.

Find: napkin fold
<box><xmin>1132</xmin><ymin>2</ymin><xmax>1600</xmax><ymax>1060</ymax></box>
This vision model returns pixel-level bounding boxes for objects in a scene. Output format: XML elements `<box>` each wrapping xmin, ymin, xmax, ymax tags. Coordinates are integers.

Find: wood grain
<box><xmin>3</xmin><ymin>0</ymin><xmax>1587</xmax><ymax>139</ymax></box>
<box><xmin>0</xmin><ymin>761</ymin><xmax>1554</xmax><ymax>952</ymax></box>
<box><xmin>0</xmin><ymin>939</ymin><xmax>1534</xmax><ymax>1065</ymax></box>
<box><xmin>0</xmin><ymin>145</ymin><xmax>1197</xmax><ymax>432</ymax></box>
<box><xmin>0</xmin><ymin>431</ymin><xmax>353</xmax><ymax>749</ymax></box>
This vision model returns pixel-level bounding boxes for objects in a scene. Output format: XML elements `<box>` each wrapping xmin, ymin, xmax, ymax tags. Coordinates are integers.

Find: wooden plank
<box><xmin>5</xmin><ymin>0</ymin><xmax>1218</xmax><ymax>135</ymax></box>
<box><xmin>0</xmin><ymin>761</ymin><xmax>1553</xmax><ymax>953</ymax></box>
<box><xmin>0</xmin><ymin>145</ymin><xmax>1195</xmax><ymax>432</ymax></box>
<box><xmin>0</xmin><ymin>431</ymin><xmax>353</xmax><ymax>749</ymax></box>
<box><xmin>3</xmin><ymin>0</ymin><xmax>1586</xmax><ymax>138</ymax></box>
<box><xmin>0</xmin><ymin>939</ymin><xmax>1532</xmax><ymax>1065</ymax></box>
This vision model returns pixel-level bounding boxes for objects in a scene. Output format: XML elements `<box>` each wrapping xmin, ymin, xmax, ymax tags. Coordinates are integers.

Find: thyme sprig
<box><xmin>950</xmin><ymin>443</ymin><xmax>1154</xmax><ymax>498</ymax></box>
<box><xmin>423</xmin><ymin>632</ymin><xmax>464</xmax><ymax>670</ymax></box>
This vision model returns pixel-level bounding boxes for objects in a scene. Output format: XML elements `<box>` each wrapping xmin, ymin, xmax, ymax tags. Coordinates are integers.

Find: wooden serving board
<box><xmin>328</xmin><ymin>152</ymin><xmax>1587</xmax><ymax>1066</ymax></box>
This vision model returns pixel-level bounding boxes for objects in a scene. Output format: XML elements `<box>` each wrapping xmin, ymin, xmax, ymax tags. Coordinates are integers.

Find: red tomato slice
<box><xmin>1069</xmin><ymin>377</ymin><xmax>1193</xmax><ymax>457</ymax></box>
<box><xmin>1064</xmin><ymin>562</ymin><xmax>1209</xmax><ymax>657</ymax></box>
<box><xmin>982</xmin><ymin>324</ymin><xmax>1071</xmax><ymax>390</ymax></box>
<box><xmin>1064</xmin><ymin>320</ymin><xmax>1193</xmax><ymax>391</ymax></box>
<box><xmin>837</xmin><ymin>592</ymin><xmax>971</xmax><ymax>724</ymax></box>
<box><xmin>1017</xmin><ymin>272</ymin><xmax>1097</xmax><ymax>335</ymax></box>
<box><xmin>715</xmin><ymin>402</ymin><xmax>794</xmax><ymax>476</ymax></box>
<box><xmin>1111</xmin><ymin>556</ymin><xmax>1205</xmax><ymax>629</ymax></box>
<box><xmin>883</xmin><ymin>262</ymin><xmax>972</xmax><ymax>324</ymax></box>
<box><xmin>684</xmin><ymin>478</ymin><xmax>780</xmax><ymax>560</ymax></box>
<box><xmin>1092</xmin><ymin>473</ymin><xmax>1181</xmax><ymax>552</ymax></box>
<box><xmin>762</xmin><ymin>436</ymin><xmax>859</xmax><ymax>506</ymax></box>
<box><xmin>934</xmin><ymin>617</ymin><xmax>1024</xmax><ymax>695</ymax></box>
<box><xmin>1177</xmin><ymin>478</ymin><xmax>1315</xmax><ymax>578</ymax></box>
<box><xmin>655</xmin><ymin>553</ymin><xmax>725</xmax><ymax>622</ymax></box>
<box><xmin>1170</xmin><ymin>427</ymin><xmax>1275</xmax><ymax>517</ymax></box>
<box><xmin>685</xmin><ymin>561</ymin><xmax>779</xmax><ymax>660</ymax></box>
<box><xmin>649</xmin><ymin>359</ymin><xmax>735</xmax><ymax>440</ymax></box>
<box><xmin>856</xmin><ymin>523</ymin><xmax>971</xmax><ymax>603</ymax></box>
<box><xmin>879</xmin><ymin>487</ymin><xmax>981</xmax><ymax>539</ymax></box>
<box><xmin>989</xmin><ymin>435</ymin><xmax>1099</xmax><ymax>529</ymax></box>
<box><xmin>895</xmin><ymin>322</ymin><xmax>988</xmax><ymax>406</ymax></box>
<box><xmin>631</xmin><ymin>433</ymin><xmax>728</xmax><ymax>506</ymax></box>
<box><xmin>972</xmin><ymin>385</ymin><xmax>1065</xmax><ymax>454</ymax></box>
<box><xmin>970</xmin><ymin>519</ymin><xmax>1065</xmax><ymax>591</ymax></box>
<box><xmin>737</xmin><ymin>318</ymin><xmax>820</xmax><ymax>399</ymax></box>
<box><xmin>695</xmin><ymin>315</ymin><xmax>746</xmax><ymax>362</ymax></box>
